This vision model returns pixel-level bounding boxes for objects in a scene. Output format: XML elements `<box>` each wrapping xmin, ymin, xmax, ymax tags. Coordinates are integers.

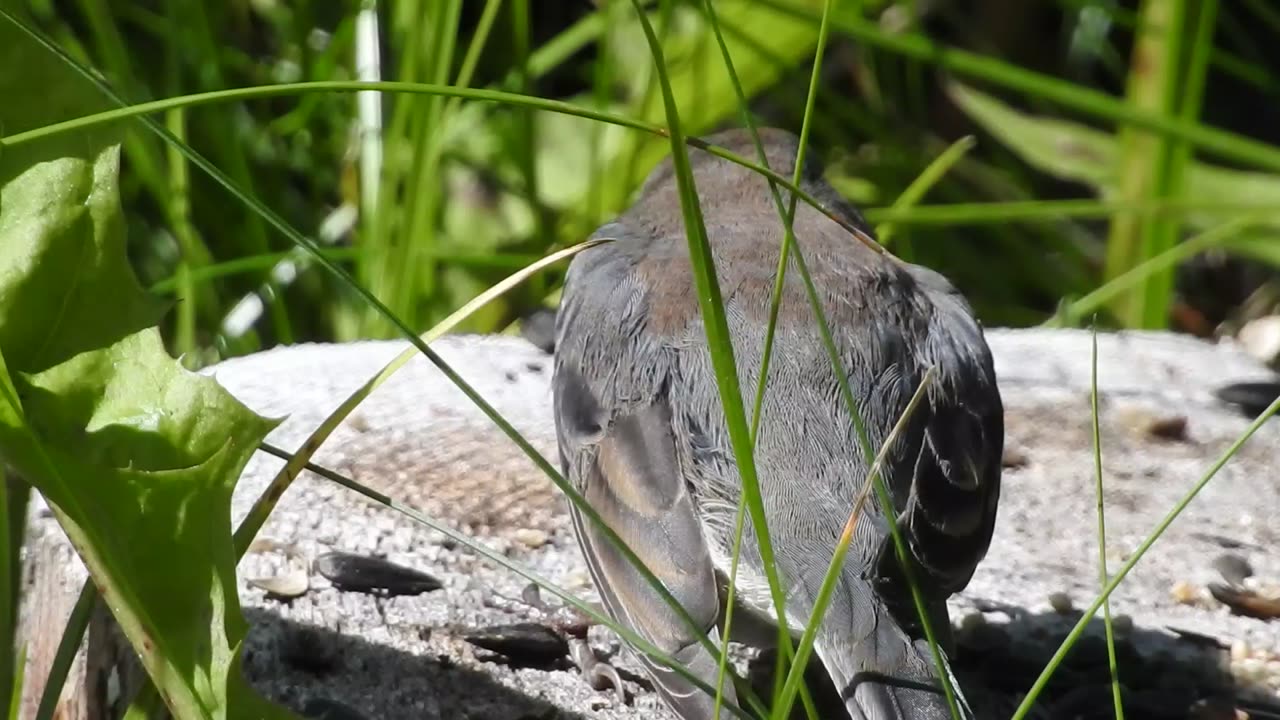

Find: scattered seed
<box><xmin>246</xmin><ymin>537</ymin><xmax>296</xmax><ymax>555</ymax></box>
<box><xmin>1208</xmin><ymin>583</ymin><xmax>1280</xmax><ymax>621</ymax></box>
<box><xmin>347</xmin><ymin>413</ymin><xmax>371</xmax><ymax>433</ymax></box>
<box><xmin>1172</xmin><ymin>580</ymin><xmax>1202</xmax><ymax>605</ymax></box>
<box><xmin>1146</xmin><ymin>414</ymin><xmax>1189</xmax><ymax>442</ymax></box>
<box><xmin>1214</xmin><ymin>381</ymin><xmax>1280</xmax><ymax>419</ymax></box>
<box><xmin>1231</xmin><ymin>639</ymin><xmax>1252</xmax><ymax>662</ymax></box>
<box><xmin>1212</xmin><ymin>553</ymin><xmax>1255</xmax><ymax>587</ymax></box>
<box><xmin>247</xmin><ymin>569</ymin><xmax>310</xmax><ymax>599</ymax></box>
<box><xmin>313</xmin><ymin>552</ymin><xmax>442</xmax><ymax>596</ymax></box>
<box><xmin>513</xmin><ymin>528</ymin><xmax>549</xmax><ymax>549</ymax></box>
<box><xmin>1001</xmin><ymin>447</ymin><xmax>1030</xmax><ymax>470</ymax></box>
<box><xmin>465</xmin><ymin>622</ymin><xmax>569</xmax><ymax>666</ymax></box>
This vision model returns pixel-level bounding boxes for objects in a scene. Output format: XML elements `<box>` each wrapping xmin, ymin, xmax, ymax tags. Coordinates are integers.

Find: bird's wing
<box><xmin>874</xmin><ymin>264</ymin><xmax>1004</xmax><ymax>617</ymax></box>
<box><xmin>552</xmin><ymin>239</ymin><xmax>737</xmax><ymax>718</ymax></box>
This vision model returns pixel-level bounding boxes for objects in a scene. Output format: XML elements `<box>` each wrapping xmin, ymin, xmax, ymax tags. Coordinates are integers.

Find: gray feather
<box><xmin>553</xmin><ymin>127</ymin><xmax>1002</xmax><ymax>720</ymax></box>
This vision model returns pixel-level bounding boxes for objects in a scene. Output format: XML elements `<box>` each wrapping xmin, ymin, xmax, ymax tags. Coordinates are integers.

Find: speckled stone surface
<box><xmin>28</xmin><ymin>329</ymin><xmax>1280</xmax><ymax>718</ymax></box>
<box><xmin>200</xmin><ymin>329</ymin><xmax>1280</xmax><ymax>718</ymax></box>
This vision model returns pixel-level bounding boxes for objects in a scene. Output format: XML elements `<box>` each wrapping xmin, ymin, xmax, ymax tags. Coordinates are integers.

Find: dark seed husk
<box><xmin>313</xmin><ymin>551</ymin><xmax>442</xmax><ymax>596</ymax></box>
<box><xmin>464</xmin><ymin>622</ymin><xmax>569</xmax><ymax>665</ymax></box>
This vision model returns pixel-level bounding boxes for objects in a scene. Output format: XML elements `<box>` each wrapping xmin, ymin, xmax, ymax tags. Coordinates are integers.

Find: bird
<box><xmin>551</xmin><ymin>127</ymin><xmax>1003</xmax><ymax>720</ymax></box>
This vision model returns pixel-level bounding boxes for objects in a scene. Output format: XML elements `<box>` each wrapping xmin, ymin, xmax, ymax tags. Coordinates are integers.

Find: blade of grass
<box><xmin>253</xmin><ymin>442</ymin><xmax>757</xmax><ymax>720</ymax></box>
<box><xmin>1089</xmin><ymin>325</ymin><xmax>1125</xmax><ymax>720</ymax></box>
<box><xmin>876</xmin><ymin>135</ymin><xmax>976</xmax><ymax>257</ymax></box>
<box><xmin>6</xmin><ymin>17</ymin><xmax>772</xmax><ymax>718</ymax></box>
<box><xmin>147</xmin><ymin>247</ymin><xmax>544</xmax><ymax>294</ymax></box>
<box><xmin>7</xmin><ymin>644</ymin><xmax>23</xmax><ymax>720</ymax></box>
<box><xmin>777</xmin><ymin>368</ymin><xmax>942</xmax><ymax>720</ymax></box>
<box><xmin>1011</xmin><ymin>390</ymin><xmax>1280</xmax><ymax>719</ymax></box>
<box><xmin>698</xmin><ymin>3</ymin><xmax>963</xmax><ymax>715</ymax></box>
<box><xmin>625</xmin><ymin>8</ymin><xmax>800</xmax><ymax>710</ymax></box>
<box><xmin>696</xmin><ymin>0</ymin><xmax>823</xmax><ymax>714</ymax></box>
<box><xmin>1104</xmin><ymin>0</ymin><xmax>1195</xmax><ymax>327</ymax></box>
<box><xmin>0</xmin><ymin>466</ymin><xmax>10</xmax><ymax>715</ymax></box>
<box><xmin>1130</xmin><ymin>0</ymin><xmax>1218</xmax><ymax>328</ymax></box>
<box><xmin>861</xmin><ymin>198</ymin><xmax>1280</xmax><ymax>226</ymax></box>
<box><xmin>33</xmin><ymin>585</ymin><xmax>96</xmax><ymax>720</ymax></box>
<box><xmin>712</xmin><ymin>0</ymin><xmax>842</xmax><ymax>714</ymax></box>
<box><xmin>1054</xmin><ymin>216</ymin><xmax>1263</xmax><ymax>326</ymax></box>
<box><xmin>0</xmin><ymin>79</ymin><xmax>877</xmax><ymax>253</ymax></box>
<box><xmin>228</xmin><ymin>239</ymin><xmax>603</xmax><ymax>556</ymax></box>
<box><xmin>752</xmin><ymin>0</ymin><xmax>1280</xmax><ymax>175</ymax></box>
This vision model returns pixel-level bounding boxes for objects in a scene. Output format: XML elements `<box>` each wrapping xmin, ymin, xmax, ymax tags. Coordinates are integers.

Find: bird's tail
<box><xmin>817</xmin><ymin>623</ymin><xmax>974</xmax><ymax>720</ymax></box>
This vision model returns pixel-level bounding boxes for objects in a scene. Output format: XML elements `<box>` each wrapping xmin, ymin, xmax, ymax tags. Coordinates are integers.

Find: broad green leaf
<box><xmin>948</xmin><ymin>82</ymin><xmax>1280</xmax><ymax>240</ymax></box>
<box><xmin>0</xmin><ymin>17</ymin><xmax>294</xmax><ymax>719</ymax></box>
<box><xmin>0</xmin><ymin>17</ymin><xmax>166</xmax><ymax>377</ymax></box>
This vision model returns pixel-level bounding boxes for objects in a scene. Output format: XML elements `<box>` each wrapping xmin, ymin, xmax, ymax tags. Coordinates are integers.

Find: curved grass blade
<box><xmin>33</xmin><ymin>585</ymin><xmax>96</xmax><ymax>720</ymax></box>
<box><xmin>876</xmin><ymin>136</ymin><xmax>977</xmax><ymax>253</ymax></box>
<box><xmin>1011</xmin><ymin>390</ymin><xmax>1280</xmax><ymax>720</ymax></box>
<box><xmin>625</xmin><ymin>4</ymin><xmax>793</xmax><ymax>716</ymax></box>
<box><xmin>1053</xmin><ymin>216</ymin><xmax>1263</xmax><ymax>326</ymax></box>
<box><xmin>0</xmin><ymin>14</ymin><xmax>768</xmax><ymax>718</ymax></box>
<box><xmin>1089</xmin><ymin>326</ymin><xmax>1126</xmax><ymax>720</ymax></box>
<box><xmin>229</xmin><ymin>240</ymin><xmax>605</xmax><ymax>555</ymax></box>
<box><xmin>255</xmin><ymin>441</ymin><xmax>756</xmax><ymax>720</ymax></box>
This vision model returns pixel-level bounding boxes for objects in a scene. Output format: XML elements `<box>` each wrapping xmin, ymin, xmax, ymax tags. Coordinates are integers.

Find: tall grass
<box><xmin>21</xmin><ymin>0</ymin><xmax>1280</xmax><ymax>362</ymax></box>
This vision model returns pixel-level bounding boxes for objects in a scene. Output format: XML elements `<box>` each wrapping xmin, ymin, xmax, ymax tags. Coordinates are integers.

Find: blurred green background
<box><xmin>20</xmin><ymin>0</ymin><xmax>1280</xmax><ymax>367</ymax></box>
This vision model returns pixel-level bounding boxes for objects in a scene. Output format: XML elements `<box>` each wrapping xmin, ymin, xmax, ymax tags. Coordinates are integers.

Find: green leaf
<box><xmin>0</xmin><ymin>17</ymin><xmax>293</xmax><ymax>719</ymax></box>
<box><xmin>0</xmin><ymin>21</ymin><xmax>166</xmax><ymax>376</ymax></box>
<box><xmin>948</xmin><ymin>81</ymin><xmax>1280</xmax><ymax>240</ymax></box>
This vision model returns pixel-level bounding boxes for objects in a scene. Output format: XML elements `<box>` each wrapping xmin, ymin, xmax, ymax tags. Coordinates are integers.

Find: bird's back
<box><xmin>566</xmin><ymin>133</ymin><xmax>1002</xmax><ymax>619</ymax></box>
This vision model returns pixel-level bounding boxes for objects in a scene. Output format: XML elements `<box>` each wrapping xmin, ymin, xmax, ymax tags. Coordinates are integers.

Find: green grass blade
<box><xmin>1011</xmin><ymin>391</ymin><xmax>1280</xmax><ymax>720</ymax></box>
<box><xmin>627</xmin><ymin>2</ymin><xmax>794</xmax><ymax>714</ymax></box>
<box><xmin>752</xmin><ymin>0</ymin><xmax>1280</xmax><ymax>174</ymax></box>
<box><xmin>1054</xmin><ymin>216</ymin><xmax>1262</xmax><ymax>326</ymax></box>
<box><xmin>254</xmin><ymin>442</ymin><xmax>756</xmax><ymax>720</ymax></box>
<box><xmin>1089</xmin><ymin>326</ymin><xmax>1125</xmax><ymax>720</ymax></box>
<box><xmin>876</xmin><ymin>135</ymin><xmax>977</xmax><ymax>255</ymax></box>
<box><xmin>229</xmin><ymin>240</ymin><xmax>603</xmax><ymax>557</ymax></box>
<box><xmin>33</xmin><ymin>585</ymin><xmax>96</xmax><ymax>720</ymax></box>
<box><xmin>4</xmin><ymin>14</ymin><xmax>765</xmax><ymax>717</ymax></box>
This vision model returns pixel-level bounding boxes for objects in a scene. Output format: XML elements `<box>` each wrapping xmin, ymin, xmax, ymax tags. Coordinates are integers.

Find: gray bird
<box><xmin>551</xmin><ymin>128</ymin><xmax>1003</xmax><ymax>720</ymax></box>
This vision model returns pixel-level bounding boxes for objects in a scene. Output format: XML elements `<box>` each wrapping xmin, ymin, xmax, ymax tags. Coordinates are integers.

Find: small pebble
<box><xmin>1001</xmin><ymin>447</ymin><xmax>1030</xmax><ymax>469</ymax></box>
<box><xmin>1238</xmin><ymin>315</ymin><xmax>1280</xmax><ymax>367</ymax></box>
<box><xmin>1048</xmin><ymin>591</ymin><xmax>1074</xmax><ymax>614</ymax></box>
<box><xmin>513</xmin><ymin>528</ymin><xmax>550</xmax><ymax>549</ymax></box>
<box><xmin>1145</xmin><ymin>414</ymin><xmax>1189</xmax><ymax>442</ymax></box>
<box><xmin>958</xmin><ymin>611</ymin><xmax>986</xmax><ymax>634</ymax></box>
